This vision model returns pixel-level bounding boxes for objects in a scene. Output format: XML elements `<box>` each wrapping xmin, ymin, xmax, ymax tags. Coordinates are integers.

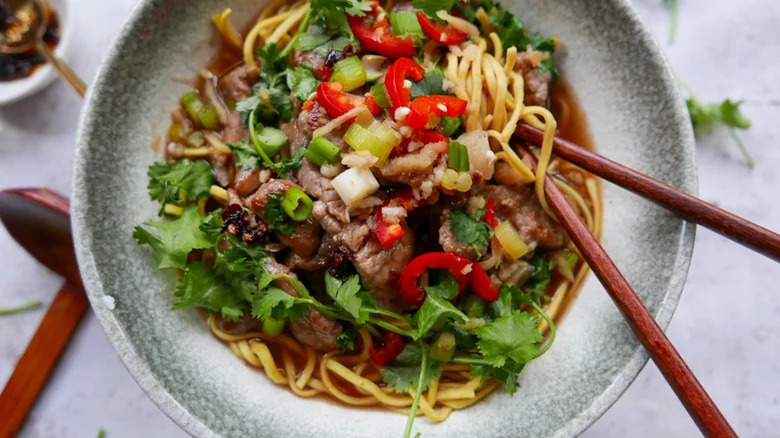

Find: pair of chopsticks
<box><xmin>516</xmin><ymin>124</ymin><xmax>780</xmax><ymax>438</ymax></box>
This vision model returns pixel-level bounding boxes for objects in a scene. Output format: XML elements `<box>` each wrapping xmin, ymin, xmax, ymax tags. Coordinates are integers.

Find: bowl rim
<box><xmin>72</xmin><ymin>0</ymin><xmax>697</xmax><ymax>436</ymax></box>
<box><xmin>0</xmin><ymin>0</ymin><xmax>75</xmax><ymax>105</ymax></box>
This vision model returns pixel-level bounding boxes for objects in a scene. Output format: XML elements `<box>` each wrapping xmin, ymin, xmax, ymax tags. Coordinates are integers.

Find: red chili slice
<box><xmin>369</xmin><ymin>332</ymin><xmax>406</xmax><ymax>366</ymax></box>
<box><xmin>384</xmin><ymin>57</ymin><xmax>426</xmax><ymax>109</ymax></box>
<box><xmin>316</xmin><ymin>82</ymin><xmax>364</xmax><ymax>118</ymax></box>
<box><xmin>348</xmin><ymin>12</ymin><xmax>416</xmax><ymax>59</ymax></box>
<box><xmin>417</xmin><ymin>13</ymin><xmax>468</xmax><ymax>45</ymax></box>
<box><xmin>406</xmin><ymin>95</ymin><xmax>468</xmax><ymax>128</ymax></box>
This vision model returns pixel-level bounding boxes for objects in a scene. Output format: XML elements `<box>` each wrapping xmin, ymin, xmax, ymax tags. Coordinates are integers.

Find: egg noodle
<box><xmin>209</xmin><ymin>0</ymin><xmax>601</xmax><ymax>422</ymax></box>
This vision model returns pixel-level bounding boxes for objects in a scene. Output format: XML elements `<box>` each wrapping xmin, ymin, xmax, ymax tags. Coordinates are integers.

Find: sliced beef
<box><xmin>214</xmin><ymin>310</ymin><xmax>262</xmax><ymax>335</ymax></box>
<box><xmin>352</xmin><ymin>227</ymin><xmax>414</xmax><ymax>311</ymax></box>
<box><xmin>285</xmin><ymin>235</ymin><xmax>337</xmax><ymax>271</ymax></box>
<box><xmin>234</xmin><ymin>169</ymin><xmax>261</xmax><ymax>197</ymax></box>
<box><xmin>219</xmin><ymin>64</ymin><xmax>258</xmax><ymax>102</ymax></box>
<box><xmin>265</xmin><ymin>257</ymin><xmax>342</xmax><ymax>351</ymax></box>
<box><xmin>223</xmin><ymin>111</ymin><xmax>248</xmax><ymax>143</ymax></box>
<box><xmin>249</xmin><ymin>179</ymin><xmax>322</xmax><ymax>257</ymax></box>
<box><xmin>514</xmin><ymin>50</ymin><xmax>553</xmax><ymax>106</ymax></box>
<box><xmin>482</xmin><ymin>184</ymin><xmax>567</xmax><ymax>249</ymax></box>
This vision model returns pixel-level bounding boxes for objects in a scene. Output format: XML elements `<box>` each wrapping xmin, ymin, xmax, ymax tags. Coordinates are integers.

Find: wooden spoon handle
<box><xmin>0</xmin><ymin>282</ymin><xmax>88</xmax><ymax>438</ymax></box>
<box><xmin>36</xmin><ymin>42</ymin><xmax>86</xmax><ymax>98</ymax></box>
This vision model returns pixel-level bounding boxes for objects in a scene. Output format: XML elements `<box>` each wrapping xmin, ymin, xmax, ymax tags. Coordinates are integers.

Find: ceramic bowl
<box><xmin>0</xmin><ymin>0</ymin><xmax>75</xmax><ymax>105</ymax></box>
<box><xmin>73</xmin><ymin>0</ymin><xmax>696</xmax><ymax>436</ymax></box>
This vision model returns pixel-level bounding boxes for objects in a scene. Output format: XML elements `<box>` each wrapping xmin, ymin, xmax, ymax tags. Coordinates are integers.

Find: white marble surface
<box><xmin>1</xmin><ymin>0</ymin><xmax>779</xmax><ymax>436</ymax></box>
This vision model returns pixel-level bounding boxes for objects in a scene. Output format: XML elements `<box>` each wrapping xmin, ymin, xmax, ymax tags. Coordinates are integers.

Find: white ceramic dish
<box><xmin>0</xmin><ymin>0</ymin><xmax>74</xmax><ymax>105</ymax></box>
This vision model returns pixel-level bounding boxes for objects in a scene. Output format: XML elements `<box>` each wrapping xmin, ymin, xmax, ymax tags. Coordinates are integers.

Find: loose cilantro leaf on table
<box><xmin>263</xmin><ymin>193</ymin><xmax>296</xmax><ymax>235</ymax></box>
<box><xmin>382</xmin><ymin>344</ymin><xmax>444</xmax><ymax>393</ymax></box>
<box><xmin>147</xmin><ymin>160</ymin><xmax>213</xmax><ymax>208</ymax></box>
<box><xmin>449</xmin><ymin>207</ymin><xmax>493</xmax><ymax>256</ymax></box>
<box><xmin>686</xmin><ymin>91</ymin><xmax>754</xmax><ymax>168</ymax></box>
<box><xmin>133</xmin><ymin>206</ymin><xmax>215</xmax><ymax>270</ymax></box>
<box><xmin>325</xmin><ymin>273</ymin><xmax>378</xmax><ymax>324</ymax></box>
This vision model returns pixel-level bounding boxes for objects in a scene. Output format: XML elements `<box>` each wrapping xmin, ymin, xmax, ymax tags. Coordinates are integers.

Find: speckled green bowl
<box><xmin>73</xmin><ymin>0</ymin><xmax>696</xmax><ymax>436</ymax></box>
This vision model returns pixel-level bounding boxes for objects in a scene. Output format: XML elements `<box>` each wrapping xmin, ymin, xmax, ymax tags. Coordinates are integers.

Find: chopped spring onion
<box><xmin>343</xmin><ymin>117</ymin><xmax>400</xmax><ymax>167</ymax></box>
<box><xmin>463</xmin><ymin>294</ymin><xmax>486</xmax><ymax>318</ymax></box>
<box><xmin>440</xmin><ymin>116</ymin><xmax>461</xmax><ymax>137</ymax></box>
<box><xmin>331</xmin><ymin>56</ymin><xmax>367</xmax><ymax>92</ymax></box>
<box><xmin>428</xmin><ymin>332</ymin><xmax>456</xmax><ymax>362</ymax></box>
<box><xmin>494</xmin><ymin>221</ymin><xmax>530</xmax><ymax>259</ymax></box>
<box><xmin>448</xmin><ymin>140</ymin><xmax>470</xmax><ymax>171</ymax></box>
<box><xmin>566</xmin><ymin>252</ymin><xmax>579</xmax><ymax>269</ymax></box>
<box><xmin>440</xmin><ymin>168</ymin><xmax>472</xmax><ymax>192</ymax></box>
<box><xmin>180</xmin><ymin>91</ymin><xmax>218</xmax><ymax>130</ymax></box>
<box><xmin>331</xmin><ymin>167</ymin><xmax>380</xmax><ymax>206</ymax></box>
<box><xmin>281</xmin><ymin>187</ymin><xmax>314</xmax><ymax>222</ymax></box>
<box><xmin>168</xmin><ymin>123</ymin><xmax>184</xmax><ymax>143</ymax></box>
<box><xmin>251</xmin><ymin>125</ymin><xmax>288</xmax><ymax>158</ymax></box>
<box><xmin>304</xmin><ymin>136</ymin><xmax>341</xmax><ymax>166</ymax></box>
<box><xmin>390</xmin><ymin>12</ymin><xmax>424</xmax><ymax>38</ymax></box>
<box><xmin>262</xmin><ymin>316</ymin><xmax>286</xmax><ymax>336</ymax></box>
<box><xmin>370</xmin><ymin>83</ymin><xmax>391</xmax><ymax>108</ymax></box>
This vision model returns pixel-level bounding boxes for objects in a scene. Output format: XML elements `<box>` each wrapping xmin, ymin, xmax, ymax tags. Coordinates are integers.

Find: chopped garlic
<box><xmin>394</xmin><ymin>106</ymin><xmax>411</xmax><ymax>120</ymax></box>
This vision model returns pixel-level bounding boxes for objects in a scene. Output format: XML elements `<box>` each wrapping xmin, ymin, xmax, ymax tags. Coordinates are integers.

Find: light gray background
<box><xmin>1</xmin><ymin>0</ymin><xmax>778</xmax><ymax>436</ymax></box>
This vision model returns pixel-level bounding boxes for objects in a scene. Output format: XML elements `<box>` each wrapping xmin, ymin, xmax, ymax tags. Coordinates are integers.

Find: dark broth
<box><xmin>0</xmin><ymin>2</ymin><xmax>60</xmax><ymax>82</ymax></box>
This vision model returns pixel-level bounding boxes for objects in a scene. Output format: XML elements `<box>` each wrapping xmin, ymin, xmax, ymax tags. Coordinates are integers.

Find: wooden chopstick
<box><xmin>516</xmin><ymin>124</ymin><xmax>780</xmax><ymax>262</ymax></box>
<box><xmin>517</xmin><ymin>144</ymin><xmax>737</xmax><ymax>438</ymax></box>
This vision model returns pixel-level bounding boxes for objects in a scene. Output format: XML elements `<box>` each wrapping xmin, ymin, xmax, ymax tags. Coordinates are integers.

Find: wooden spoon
<box><xmin>0</xmin><ymin>188</ymin><xmax>87</xmax><ymax>438</ymax></box>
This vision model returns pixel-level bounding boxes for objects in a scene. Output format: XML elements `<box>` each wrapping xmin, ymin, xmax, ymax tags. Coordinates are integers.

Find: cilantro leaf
<box><xmin>147</xmin><ymin>160</ymin><xmax>213</xmax><ymax>207</ymax></box>
<box><xmin>422</xmin><ymin>270</ymin><xmax>459</xmax><ymax>300</ymax></box>
<box><xmin>199</xmin><ymin>209</ymin><xmax>224</xmax><ymax>243</ymax></box>
<box><xmin>251</xmin><ymin>286</ymin><xmax>310</xmax><ymax>322</ymax></box>
<box><xmin>312</xmin><ymin>36</ymin><xmax>353</xmax><ymax>57</ymax></box>
<box><xmin>469</xmin><ymin>362</ymin><xmax>522</xmax><ymax>395</ymax></box>
<box><xmin>286</xmin><ymin>66</ymin><xmax>320</xmax><ymax>102</ymax></box>
<box><xmin>173</xmin><ymin>262</ymin><xmax>245</xmax><ymax>321</ymax></box>
<box><xmin>411</xmin><ymin>69</ymin><xmax>448</xmax><ymax>99</ymax></box>
<box><xmin>474</xmin><ymin>311</ymin><xmax>543</xmax><ymax>368</ymax></box>
<box><xmin>228</xmin><ymin>140</ymin><xmax>261</xmax><ymax>171</ymax></box>
<box><xmin>381</xmin><ymin>344</ymin><xmax>444</xmax><ymax>393</ymax></box>
<box><xmin>325</xmin><ymin>273</ymin><xmax>377</xmax><ymax>324</ymax></box>
<box><xmin>489</xmin><ymin>9</ymin><xmax>559</xmax><ymax>79</ymax></box>
<box><xmin>336</xmin><ymin>324</ymin><xmax>361</xmax><ymax>353</ymax></box>
<box><xmin>257</xmin><ymin>43</ymin><xmax>288</xmax><ymax>85</ymax></box>
<box><xmin>412</xmin><ymin>0</ymin><xmax>456</xmax><ymax>18</ymax></box>
<box><xmin>268</xmin><ymin>143</ymin><xmax>307</xmax><ymax>177</ymax></box>
<box><xmin>311</xmin><ymin>0</ymin><xmax>372</xmax><ymax>17</ymax></box>
<box><xmin>413</xmin><ymin>294</ymin><xmax>468</xmax><ymax>339</ymax></box>
<box><xmin>263</xmin><ymin>193</ymin><xmax>296</xmax><ymax>235</ymax></box>
<box><xmin>449</xmin><ymin>207</ymin><xmax>493</xmax><ymax>256</ymax></box>
<box><xmin>268</xmin><ymin>86</ymin><xmax>296</xmax><ymax>122</ymax></box>
<box><xmin>133</xmin><ymin>206</ymin><xmax>215</xmax><ymax>270</ymax></box>
<box><xmin>295</xmin><ymin>33</ymin><xmax>332</xmax><ymax>51</ymax></box>
<box><xmin>525</xmin><ymin>252</ymin><xmax>552</xmax><ymax>306</ymax></box>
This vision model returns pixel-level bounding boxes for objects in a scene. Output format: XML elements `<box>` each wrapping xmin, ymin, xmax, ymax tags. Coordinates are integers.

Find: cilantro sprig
<box><xmin>449</xmin><ymin>207</ymin><xmax>493</xmax><ymax>258</ymax></box>
<box><xmin>683</xmin><ymin>82</ymin><xmax>754</xmax><ymax>168</ymax></box>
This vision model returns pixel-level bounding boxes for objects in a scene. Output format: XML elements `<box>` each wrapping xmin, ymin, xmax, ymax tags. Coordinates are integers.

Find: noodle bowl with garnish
<box><xmin>133</xmin><ymin>0</ymin><xmax>601</xmax><ymax>435</ymax></box>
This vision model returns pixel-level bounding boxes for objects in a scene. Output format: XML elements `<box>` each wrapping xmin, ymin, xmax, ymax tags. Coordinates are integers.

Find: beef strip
<box><xmin>285</xmin><ymin>234</ymin><xmax>337</xmax><ymax>271</ymax></box>
<box><xmin>214</xmin><ymin>310</ymin><xmax>262</xmax><ymax>335</ymax></box>
<box><xmin>234</xmin><ymin>168</ymin><xmax>261</xmax><ymax>197</ymax></box>
<box><xmin>351</xmin><ymin>225</ymin><xmax>414</xmax><ymax>312</ymax></box>
<box><xmin>249</xmin><ymin>179</ymin><xmax>322</xmax><ymax>257</ymax></box>
<box><xmin>514</xmin><ymin>50</ymin><xmax>553</xmax><ymax>106</ymax></box>
<box><xmin>219</xmin><ymin>64</ymin><xmax>258</xmax><ymax>102</ymax></box>
<box><xmin>482</xmin><ymin>184</ymin><xmax>567</xmax><ymax>249</ymax></box>
<box><xmin>265</xmin><ymin>257</ymin><xmax>342</xmax><ymax>351</ymax></box>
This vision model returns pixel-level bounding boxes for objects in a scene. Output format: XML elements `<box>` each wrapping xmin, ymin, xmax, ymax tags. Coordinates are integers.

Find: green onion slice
<box><xmin>448</xmin><ymin>140</ymin><xmax>470</xmax><ymax>172</ymax></box>
<box><xmin>281</xmin><ymin>187</ymin><xmax>314</xmax><ymax>222</ymax></box>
